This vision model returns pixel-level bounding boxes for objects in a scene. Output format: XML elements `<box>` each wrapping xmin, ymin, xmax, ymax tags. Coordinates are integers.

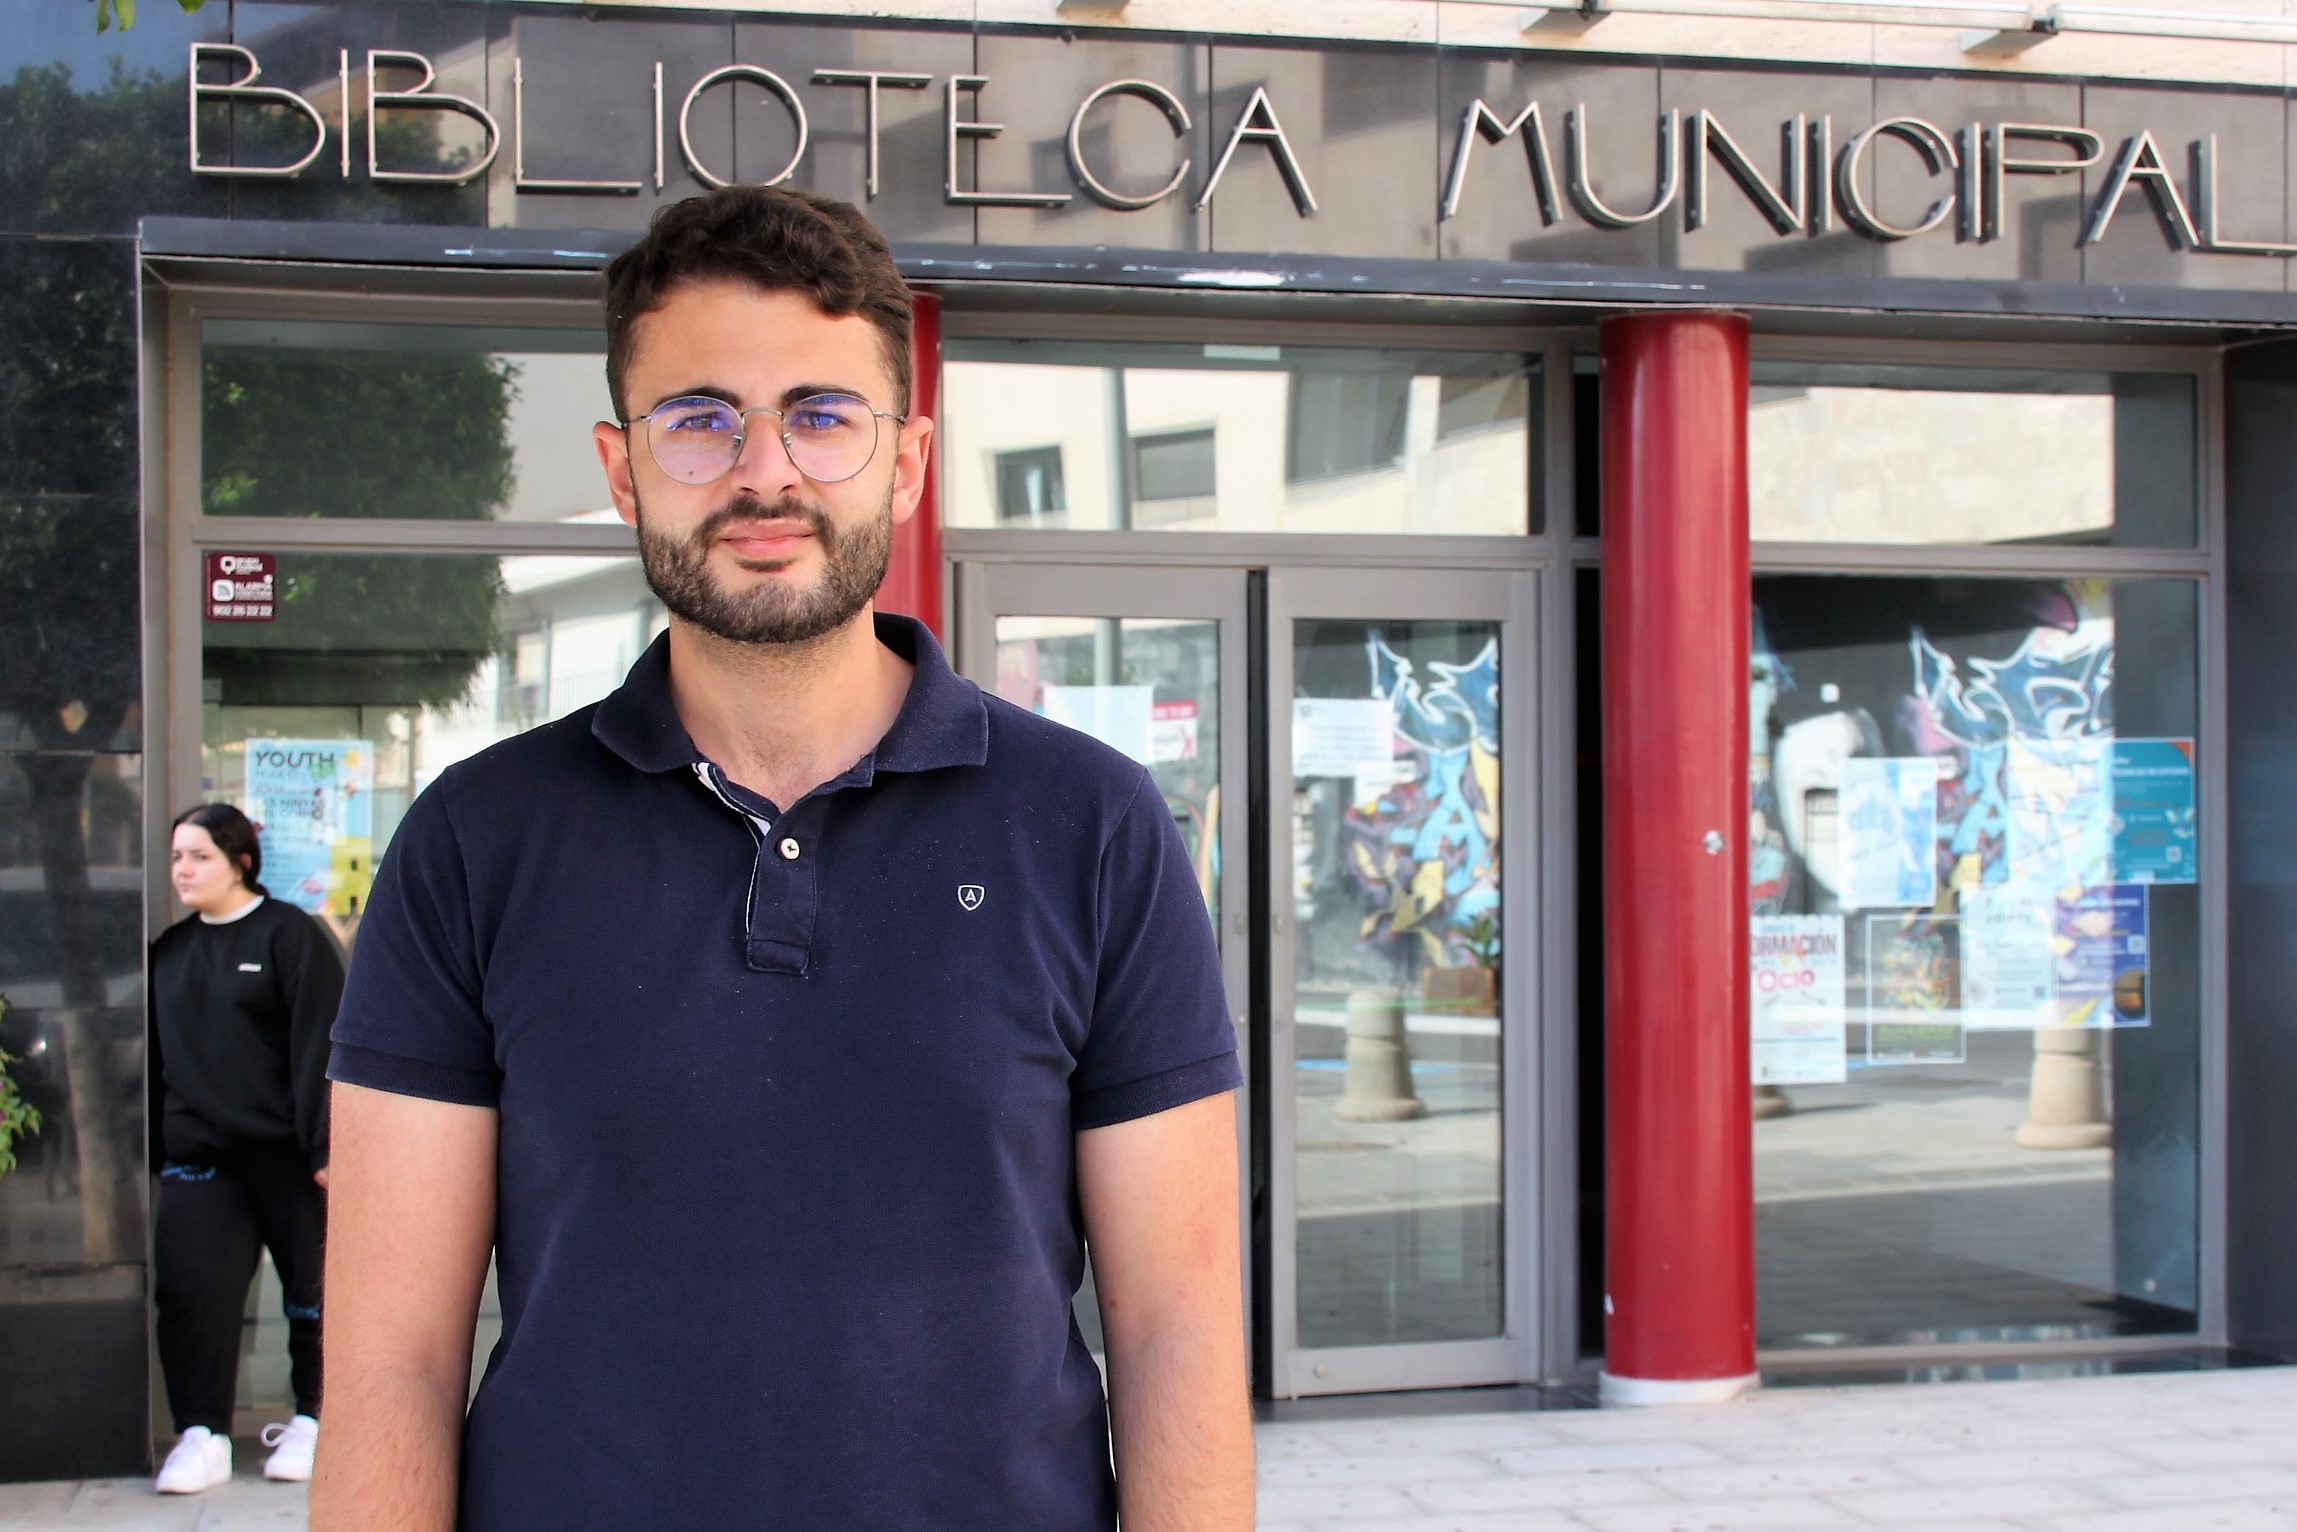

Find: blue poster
<box><xmin>2112</xmin><ymin>738</ymin><xmax>2197</xmax><ymax>885</ymax></box>
<box><xmin>1839</xmin><ymin>758</ymin><xmax>1939</xmax><ymax>909</ymax></box>
<box><xmin>244</xmin><ymin>738</ymin><xmax>376</xmax><ymax>917</ymax></box>
<box><xmin>2053</xmin><ymin>884</ymin><xmax>2150</xmax><ymax>1030</ymax></box>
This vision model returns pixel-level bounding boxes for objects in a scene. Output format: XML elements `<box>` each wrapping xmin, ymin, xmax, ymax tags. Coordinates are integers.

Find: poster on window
<box><xmin>2008</xmin><ymin>736</ymin><xmax>2112</xmax><ymax>890</ymax></box>
<box><xmin>1042</xmin><ymin>684</ymin><xmax>1154</xmax><ymax>763</ymax></box>
<box><xmin>1959</xmin><ymin>884</ymin><xmax>2058</xmax><ymax>1030</ymax></box>
<box><xmin>1750</xmin><ymin>916</ymin><xmax>1847</xmax><ymax>1085</ymax></box>
<box><xmin>1293</xmin><ymin>697</ymin><xmax>1393</xmax><ymax>779</ymax></box>
<box><xmin>2111</xmin><ymin>738</ymin><xmax>2197</xmax><ymax>885</ymax></box>
<box><xmin>244</xmin><ymin>738</ymin><xmax>375</xmax><ymax>917</ymax></box>
<box><xmin>1839</xmin><ymin>758</ymin><xmax>1939</xmax><ymax>909</ymax></box>
<box><xmin>1149</xmin><ymin>699</ymin><xmax>1199</xmax><ymax>764</ymax></box>
<box><xmin>1863</xmin><ymin>912</ymin><xmax>1965</xmax><ymax>1064</ymax></box>
<box><xmin>2053</xmin><ymin>884</ymin><xmax>2151</xmax><ymax>1029</ymax></box>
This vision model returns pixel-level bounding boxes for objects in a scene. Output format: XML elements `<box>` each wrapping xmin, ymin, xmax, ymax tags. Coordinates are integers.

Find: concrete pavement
<box><xmin>4</xmin><ymin>1363</ymin><xmax>2293</xmax><ymax>1530</ymax></box>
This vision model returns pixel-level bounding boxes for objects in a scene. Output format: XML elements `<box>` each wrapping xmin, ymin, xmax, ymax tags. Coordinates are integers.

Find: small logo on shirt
<box><xmin>237</xmin><ymin>962</ymin><xmax>264</xmax><ymax>973</ymax></box>
<box><xmin>957</xmin><ymin>884</ymin><xmax>985</xmax><ymax>912</ymax></box>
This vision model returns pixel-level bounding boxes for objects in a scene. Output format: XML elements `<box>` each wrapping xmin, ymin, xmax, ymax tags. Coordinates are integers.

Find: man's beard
<box><xmin>634</xmin><ymin>487</ymin><xmax>892</xmax><ymax>647</ymax></box>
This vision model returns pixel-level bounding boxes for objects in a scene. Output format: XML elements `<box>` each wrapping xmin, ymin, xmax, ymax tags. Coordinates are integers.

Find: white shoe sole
<box><xmin>263</xmin><ymin>1459</ymin><xmax>312</xmax><ymax>1483</ymax></box>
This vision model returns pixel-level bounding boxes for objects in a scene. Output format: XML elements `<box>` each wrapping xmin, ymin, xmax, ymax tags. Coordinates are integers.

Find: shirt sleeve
<box><xmin>1071</xmin><ymin>771</ymin><xmax>1242</xmax><ymax>1131</ymax></box>
<box><xmin>328</xmin><ymin>776</ymin><xmax>501</xmax><ymax>1108</ymax></box>
<box><xmin>274</xmin><ymin>910</ymin><xmax>346</xmax><ymax>1170</ymax></box>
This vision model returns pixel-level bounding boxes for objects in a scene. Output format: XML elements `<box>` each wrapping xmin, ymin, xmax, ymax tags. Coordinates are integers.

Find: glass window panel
<box><xmin>200</xmin><ymin>319</ymin><xmax>616</xmax><ymax>524</ymax></box>
<box><xmin>990</xmin><ymin>615</ymin><xmax>1221</xmax><ymax>936</ymax></box>
<box><xmin>1750</xmin><ymin>574</ymin><xmax>2200</xmax><ymax>1349</ymax></box>
<box><xmin>1292</xmin><ymin>619</ymin><xmax>1503</xmax><ymax>1348</ymax></box>
<box><xmin>201</xmin><ymin>553</ymin><xmax>662</xmax><ymax>949</ymax></box>
<box><xmin>944</xmin><ymin>341</ymin><xmax>1537</xmax><ymax>536</ymax></box>
<box><xmin>1748</xmin><ymin>362</ymin><xmax>2197</xmax><ymax>547</ymax></box>
<box><xmin>993</xmin><ymin>613</ymin><xmax>1223</xmax><ymax>1364</ymax></box>
<box><xmin>994</xmin><ymin>447</ymin><xmax>1066</xmax><ymax>525</ymax></box>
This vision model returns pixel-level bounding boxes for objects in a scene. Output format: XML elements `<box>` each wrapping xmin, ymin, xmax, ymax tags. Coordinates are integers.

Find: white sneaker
<box><xmin>260</xmin><ymin>1414</ymin><xmax>319</xmax><ymax>1482</ymax></box>
<box><xmin>155</xmin><ymin>1426</ymin><xmax>231</xmax><ymax>1494</ymax></box>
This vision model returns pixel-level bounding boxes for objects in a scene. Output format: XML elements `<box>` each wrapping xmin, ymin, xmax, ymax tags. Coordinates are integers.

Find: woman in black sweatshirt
<box><xmin>147</xmin><ymin>802</ymin><xmax>343</xmax><ymax>1494</ymax></box>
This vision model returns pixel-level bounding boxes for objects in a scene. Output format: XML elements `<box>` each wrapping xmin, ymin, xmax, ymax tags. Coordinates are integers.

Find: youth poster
<box><xmin>244</xmin><ymin>738</ymin><xmax>375</xmax><ymax>917</ymax></box>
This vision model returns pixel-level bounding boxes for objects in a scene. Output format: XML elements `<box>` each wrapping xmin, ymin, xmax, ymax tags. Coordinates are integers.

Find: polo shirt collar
<box><xmin>591</xmin><ymin>613</ymin><xmax>988</xmax><ymax>778</ymax></box>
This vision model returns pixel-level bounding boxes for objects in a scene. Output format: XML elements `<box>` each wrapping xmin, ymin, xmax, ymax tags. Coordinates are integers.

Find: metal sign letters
<box><xmin>186</xmin><ymin>40</ymin><xmax>2295</xmax><ymax>258</ymax></box>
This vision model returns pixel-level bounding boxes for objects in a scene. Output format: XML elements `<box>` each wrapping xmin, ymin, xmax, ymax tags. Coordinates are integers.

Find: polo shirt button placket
<box><xmin>779</xmin><ymin>837</ymin><xmax>800</xmax><ymax>860</ymax></box>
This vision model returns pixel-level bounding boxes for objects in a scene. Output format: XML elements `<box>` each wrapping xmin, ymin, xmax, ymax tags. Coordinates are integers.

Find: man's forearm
<box><xmin>1105</xmin><ymin>1319</ymin><xmax>1256</xmax><ymax>1532</ymax></box>
<box><xmin>309</xmin><ymin>1362</ymin><xmax>466</xmax><ymax>1531</ymax></box>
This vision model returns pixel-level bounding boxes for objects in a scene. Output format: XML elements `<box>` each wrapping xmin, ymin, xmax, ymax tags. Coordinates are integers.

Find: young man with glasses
<box><xmin>312</xmin><ymin>186</ymin><xmax>1251</xmax><ymax>1531</ymax></box>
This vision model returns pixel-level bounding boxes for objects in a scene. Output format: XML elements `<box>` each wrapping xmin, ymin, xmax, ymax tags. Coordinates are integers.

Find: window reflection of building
<box><xmin>944</xmin><ymin>343</ymin><xmax>1533</xmax><ymax>536</ymax></box>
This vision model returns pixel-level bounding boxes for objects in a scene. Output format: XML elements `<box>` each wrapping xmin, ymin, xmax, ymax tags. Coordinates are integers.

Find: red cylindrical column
<box><xmin>880</xmin><ymin>287</ymin><xmax>944</xmax><ymax>639</ymax></box>
<box><xmin>1598</xmin><ymin>311</ymin><xmax>1757</xmax><ymax>1406</ymax></box>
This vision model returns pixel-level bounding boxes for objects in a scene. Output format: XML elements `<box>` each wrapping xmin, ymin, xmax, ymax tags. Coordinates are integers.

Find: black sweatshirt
<box><xmin>148</xmin><ymin>897</ymin><xmax>344</xmax><ymax>1173</ymax></box>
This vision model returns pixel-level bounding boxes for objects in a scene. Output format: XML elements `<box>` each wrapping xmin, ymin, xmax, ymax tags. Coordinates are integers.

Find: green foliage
<box><xmin>199</xmin><ymin>349</ymin><xmax>518</xmax><ymax>707</ymax></box>
<box><xmin>93</xmin><ymin>0</ymin><xmax>207</xmax><ymax>33</ymax></box>
<box><xmin>0</xmin><ymin>1000</ymin><xmax>41</xmax><ymax>1180</ymax></box>
<box><xmin>202</xmin><ymin>350</ymin><xmax>519</xmax><ymax>522</ymax></box>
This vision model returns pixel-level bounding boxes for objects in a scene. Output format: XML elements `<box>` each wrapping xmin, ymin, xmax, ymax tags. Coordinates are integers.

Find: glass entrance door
<box><xmin>1267</xmin><ymin>567</ymin><xmax>1534</xmax><ymax>1396</ymax></box>
<box><xmin>954</xmin><ymin>563</ymin><xmax>1253</xmax><ymax>1362</ymax></box>
<box><xmin>955</xmin><ymin>560</ymin><xmax>1536</xmax><ymax>1398</ymax></box>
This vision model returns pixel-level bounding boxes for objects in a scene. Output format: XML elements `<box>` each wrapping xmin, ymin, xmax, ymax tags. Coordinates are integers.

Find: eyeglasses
<box><xmin>624</xmin><ymin>393</ymin><xmax>905</xmax><ymax>486</ymax></box>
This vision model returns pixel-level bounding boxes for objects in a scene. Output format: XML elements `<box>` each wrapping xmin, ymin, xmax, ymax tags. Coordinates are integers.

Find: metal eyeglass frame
<box><xmin>622</xmin><ymin>393</ymin><xmax>907</xmax><ymax>486</ymax></box>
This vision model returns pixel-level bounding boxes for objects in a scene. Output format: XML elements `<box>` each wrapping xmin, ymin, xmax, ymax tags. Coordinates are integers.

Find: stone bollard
<box><xmin>1752</xmin><ymin>1085</ymin><xmax>1793</xmax><ymax>1121</ymax></box>
<box><xmin>2016</xmin><ymin>1027</ymin><xmax>2112</xmax><ymax>1150</ymax></box>
<box><xmin>1335</xmin><ymin>988</ymin><xmax>1426</xmax><ymax>1123</ymax></box>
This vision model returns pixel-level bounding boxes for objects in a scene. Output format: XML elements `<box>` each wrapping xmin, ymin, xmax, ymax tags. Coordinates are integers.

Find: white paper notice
<box><xmin>1042</xmin><ymin>685</ymin><xmax>1153</xmax><ymax>763</ymax></box>
<box><xmin>1838</xmin><ymin>757</ymin><xmax>1939</xmax><ymax>910</ymax></box>
<box><xmin>1294</xmin><ymin>697</ymin><xmax>1393</xmax><ymax>779</ymax></box>
<box><xmin>1960</xmin><ymin>883</ymin><xmax>2057</xmax><ymax>1029</ymax></box>
<box><xmin>1750</xmin><ymin>915</ymin><xmax>1848</xmax><ymax>1085</ymax></box>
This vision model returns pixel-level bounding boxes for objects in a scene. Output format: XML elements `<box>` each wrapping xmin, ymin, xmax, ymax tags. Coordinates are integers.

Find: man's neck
<box><xmin>665</xmin><ymin>607</ymin><xmax>915</xmax><ymax>812</ymax></box>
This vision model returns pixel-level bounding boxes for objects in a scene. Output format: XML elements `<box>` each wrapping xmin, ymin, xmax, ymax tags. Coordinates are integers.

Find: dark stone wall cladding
<box><xmin>2</xmin><ymin>0</ymin><xmax>166</xmax><ymax>1480</ymax></box>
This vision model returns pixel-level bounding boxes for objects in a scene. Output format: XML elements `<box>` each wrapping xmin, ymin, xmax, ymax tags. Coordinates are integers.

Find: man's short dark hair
<box><xmin>602</xmin><ymin>186</ymin><xmax>914</xmax><ymax>420</ymax></box>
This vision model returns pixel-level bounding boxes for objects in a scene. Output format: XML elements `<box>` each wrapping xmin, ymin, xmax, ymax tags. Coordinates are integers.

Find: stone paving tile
<box><xmin>2092</xmin><ymin>1468</ymin><xmax>2297</xmax><ymax>1506</ymax></box>
<box><xmin>2123</xmin><ymin>1434</ymin><xmax>2297</xmax><ymax>1469</ymax></box>
<box><xmin>1255</xmin><ymin>1480</ymin><xmax>1426</xmax><ymax>1522</ymax></box>
<box><xmin>1823</xmin><ymin>1478</ymin><xmax>2109</xmax><ymax>1522</ymax></box>
<box><xmin>2034</xmin><ymin>1505</ymin><xmax>2297</xmax><ymax>1532</ymax></box>
<box><xmin>1487</xmin><ymin>1440</ymin><xmax>1732</xmax><ymax>1475</ymax></box>
<box><xmin>1892</xmin><ymin>1445</ymin><xmax>2147</xmax><ymax>1483</ymax></box>
<box><xmin>1404</xmin><ymin>1468</ymin><xmax>1667</xmax><ymax>1511</ymax></box>
<box><xmin>1258</xmin><ymin>1452</ymin><xmax>1503</xmax><ymax>1488</ymax></box>
<box><xmin>1571</xmin><ymin>1493</ymin><xmax>1862</xmax><ymax>1531</ymax></box>
<box><xmin>1709</xmin><ymin>1427</ymin><xmax>1971</xmax><ymax>1463</ymax></box>
<box><xmin>1640</xmin><ymin>1457</ymin><xmax>1912</xmax><ymax>1498</ymax></box>
<box><xmin>1304</xmin><ymin>1512</ymin><xmax>1591</xmax><ymax>1532</ymax></box>
<box><xmin>0</xmin><ymin>1490</ymin><xmax>72</xmax><ymax>1519</ymax></box>
<box><xmin>1292</xmin><ymin>1417</ymin><xmax>1566</xmax><ymax>1455</ymax></box>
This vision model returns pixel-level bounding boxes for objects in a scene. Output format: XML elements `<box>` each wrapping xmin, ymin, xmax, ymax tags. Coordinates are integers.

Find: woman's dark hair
<box><xmin>173</xmin><ymin>803</ymin><xmax>268</xmax><ymax>896</ymax></box>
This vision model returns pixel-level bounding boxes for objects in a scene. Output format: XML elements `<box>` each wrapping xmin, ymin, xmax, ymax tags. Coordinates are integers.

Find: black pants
<box><xmin>154</xmin><ymin>1143</ymin><xmax>324</xmax><ymax>1434</ymax></box>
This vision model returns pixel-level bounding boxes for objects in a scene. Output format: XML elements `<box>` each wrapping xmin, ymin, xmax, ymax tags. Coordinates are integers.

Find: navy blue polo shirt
<box><xmin>328</xmin><ymin>614</ymin><xmax>1239</xmax><ymax>1532</ymax></box>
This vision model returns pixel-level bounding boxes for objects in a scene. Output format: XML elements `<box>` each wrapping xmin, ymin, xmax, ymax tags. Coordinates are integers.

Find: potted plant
<box><xmin>0</xmin><ymin>997</ymin><xmax>40</xmax><ymax>1178</ymax></box>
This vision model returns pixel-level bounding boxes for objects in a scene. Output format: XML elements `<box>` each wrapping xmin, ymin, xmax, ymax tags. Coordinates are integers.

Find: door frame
<box><xmin>953</xmin><ymin>560</ymin><xmax>1259</xmax><ymax>1361</ymax></box>
<box><xmin>1265</xmin><ymin>566</ymin><xmax>1540</xmax><ymax>1397</ymax></box>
